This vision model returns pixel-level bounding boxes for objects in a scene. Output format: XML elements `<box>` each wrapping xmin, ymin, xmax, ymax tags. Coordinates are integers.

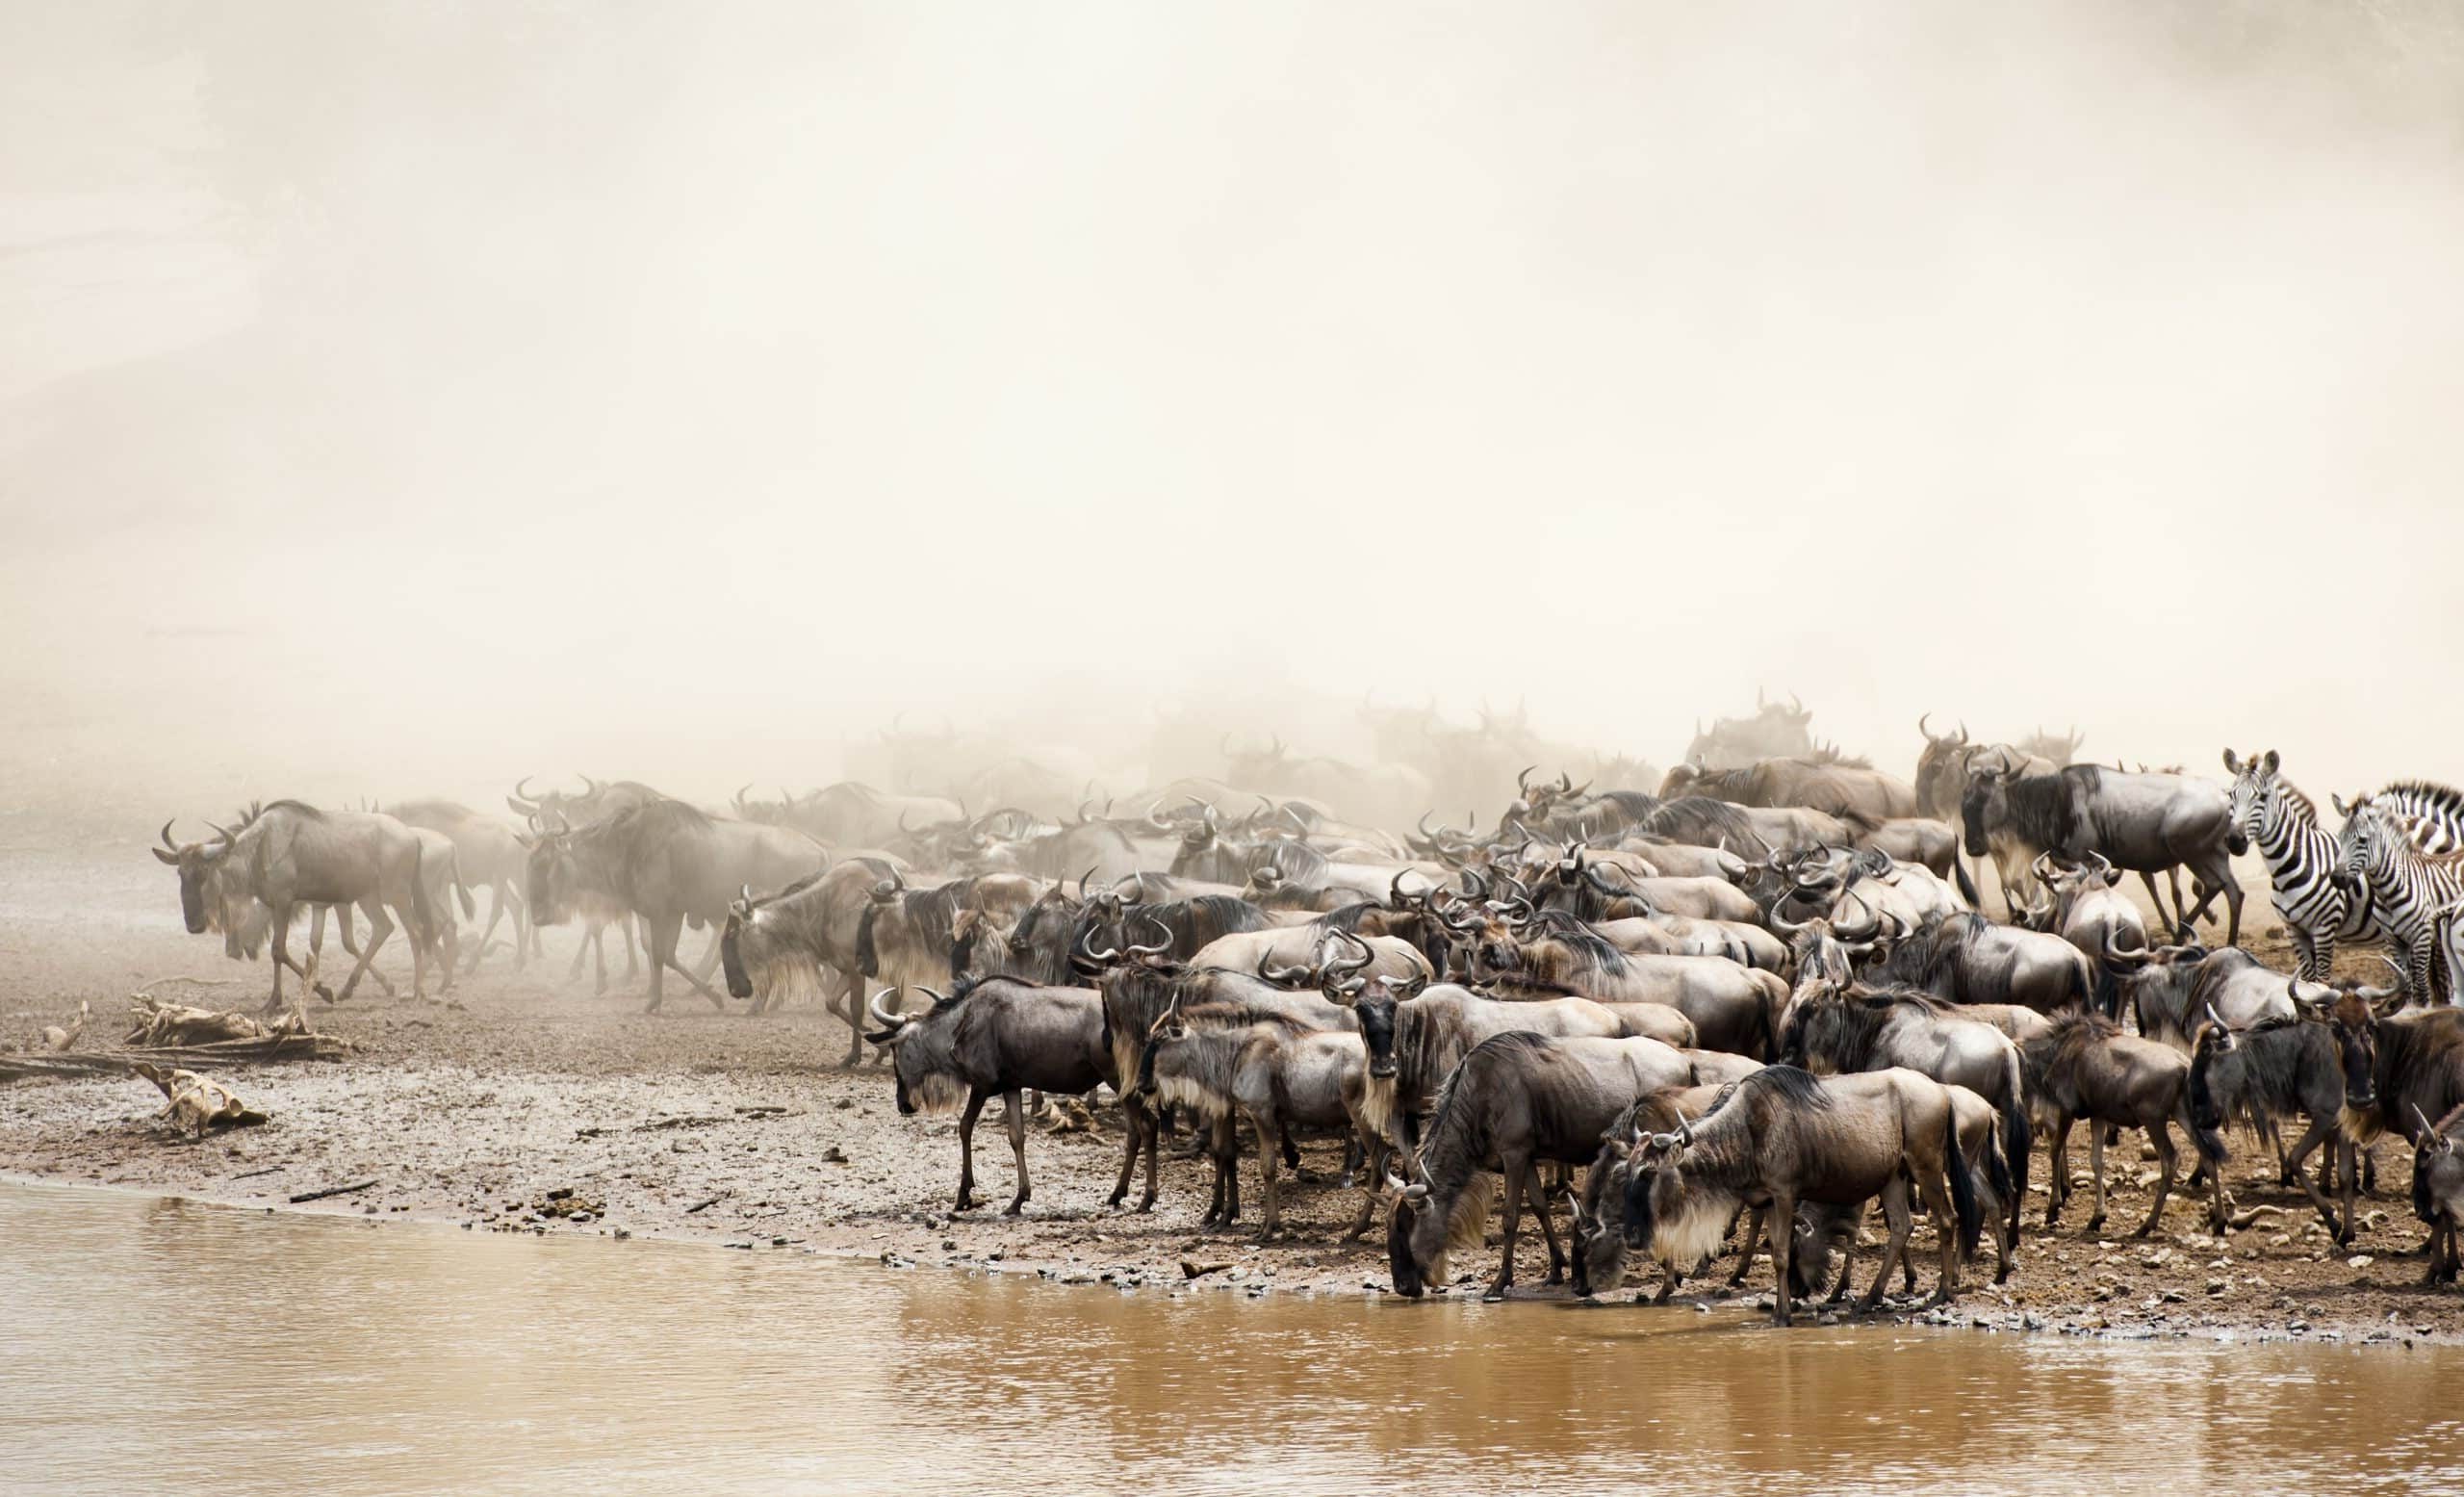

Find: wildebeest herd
<box><xmin>155</xmin><ymin>699</ymin><xmax>2464</xmax><ymax>1318</ymax></box>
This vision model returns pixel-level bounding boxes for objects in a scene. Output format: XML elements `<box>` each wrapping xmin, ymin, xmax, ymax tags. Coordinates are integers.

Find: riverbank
<box><xmin>6</xmin><ymin>843</ymin><xmax>2460</xmax><ymax>1343</ymax></box>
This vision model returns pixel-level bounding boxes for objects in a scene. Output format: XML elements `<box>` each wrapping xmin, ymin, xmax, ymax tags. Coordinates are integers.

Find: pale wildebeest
<box><xmin>1385</xmin><ymin>1031</ymin><xmax>1694</xmax><ymax>1301</ymax></box>
<box><xmin>507</xmin><ymin>775</ymin><xmax>664</xmax><ymax>991</ymax></box>
<box><xmin>407</xmin><ymin>826</ymin><xmax>477</xmax><ymax>991</ymax></box>
<box><xmin>156</xmin><ymin>802</ymin><xmax>439</xmax><ymax>1011</ymax></box>
<box><xmin>1777</xmin><ymin>985</ymin><xmax>2031</xmax><ymax>1246</ymax></box>
<box><xmin>526</xmin><ymin>800</ymin><xmax>828</xmax><ymax>1013</ymax></box>
<box><xmin>2412</xmin><ymin>1103</ymin><xmax>2464</xmax><ymax>1286</ymax></box>
<box><xmin>721</xmin><ymin>855</ymin><xmax>911</xmax><ymax>1059</ymax></box>
<box><xmin>2023</xmin><ymin>853</ymin><xmax>2150</xmax><ymax>1017</ymax></box>
<box><xmin>2121</xmin><ymin>944</ymin><xmax>2301</xmax><ymax>1051</ymax></box>
<box><xmin>1089</xmin><ymin>952</ymin><xmax>1355</xmax><ymax>1218</ymax></box>
<box><xmin>2023</xmin><ymin>1013</ymin><xmax>2226</xmax><ymax>1237</ymax></box>
<box><xmin>1460</xmin><ymin>921</ymin><xmax>1784</xmax><ymax>1059</ymax></box>
<box><xmin>1783</xmin><ymin>1082</ymin><xmax>2017</xmax><ymax>1304</ymax></box>
<box><xmin>1188</xmin><ymin>925</ymin><xmax>1432</xmax><ymax>987</ymax></box>
<box><xmin>1962</xmin><ymin>761</ymin><xmax>2245</xmax><ymax>943</ymax></box>
<box><xmin>782</xmin><ymin>781</ymin><xmax>962</xmax><ymax>850</ymax></box>
<box><xmin>1660</xmin><ymin>754</ymin><xmax>1918</xmax><ymax>822</ymax></box>
<box><xmin>1681</xmin><ymin>690</ymin><xmax>1816</xmax><ymax>771</ymax></box>
<box><xmin>864</xmin><ymin>979</ymin><xmax>1112</xmax><ymax>1215</ymax></box>
<box><xmin>1869</xmin><ymin>912</ymin><xmax>2094</xmax><ymax>1016</ymax></box>
<box><xmin>1135</xmin><ymin>1006</ymin><xmax>1375</xmax><ymax>1240</ymax></box>
<box><xmin>2189</xmin><ymin>1016</ymin><xmax>2357</xmax><ymax>1244</ymax></box>
<box><xmin>388</xmin><ymin>800</ymin><xmax>533</xmax><ymax>973</ymax></box>
<box><xmin>1618</xmin><ymin>1066</ymin><xmax>1979</xmax><ymax>1325</ymax></box>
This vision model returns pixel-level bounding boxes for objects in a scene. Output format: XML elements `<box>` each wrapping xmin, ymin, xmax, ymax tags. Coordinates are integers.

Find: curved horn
<box><xmin>1073</xmin><ymin>866</ymin><xmax>1097</xmax><ymax>903</ymax></box>
<box><xmin>733</xmin><ymin>783</ymin><xmax>753</xmax><ymax>812</ymax></box>
<box><xmin>1127</xmin><ymin>913</ymin><xmax>1174</xmax><ymax>958</ymax></box>
<box><xmin>1328</xmin><ymin>928</ymin><xmax>1375</xmax><ymax>977</ymax></box>
<box><xmin>1258</xmin><ymin>949</ymin><xmax>1315</xmax><ymax>987</ymax></box>
<box><xmin>1078</xmin><ymin>926</ymin><xmax>1122</xmax><ymax>965</ymax></box>
<box><xmin>1389</xmin><ymin>869</ymin><xmax>1415</xmax><ymax>909</ymax></box>
<box><xmin>1767</xmin><ymin>890</ymin><xmax>1813</xmax><ymax>938</ymax></box>
<box><xmin>160</xmin><ymin>818</ymin><xmax>181</xmax><ymax>851</ymax></box>
<box><xmin>1918</xmin><ymin>712</ymin><xmax>1938</xmax><ymax>743</ymax></box>
<box><xmin>866</xmin><ymin>989</ymin><xmax>909</xmax><ymax>1030</ymax></box>
<box><xmin>1517</xmin><ymin>764</ymin><xmax>1535</xmax><ymax>795</ymax></box>
<box><xmin>514</xmin><ymin>775</ymin><xmax>541</xmax><ymax>804</ymax></box>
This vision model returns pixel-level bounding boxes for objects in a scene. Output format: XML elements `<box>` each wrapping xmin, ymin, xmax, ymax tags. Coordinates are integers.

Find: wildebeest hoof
<box><xmin>1481</xmin><ymin>1286</ymin><xmax>1508</xmax><ymax>1303</ymax></box>
<box><xmin>2084</xmin><ymin>1215</ymin><xmax>2106</xmax><ymax>1234</ymax></box>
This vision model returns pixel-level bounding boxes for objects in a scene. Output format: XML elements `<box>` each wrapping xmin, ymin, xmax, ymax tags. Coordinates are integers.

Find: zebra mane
<box><xmin>2273</xmin><ymin>779</ymin><xmax>2321</xmax><ymax>828</ymax></box>
<box><xmin>2377</xmin><ymin>780</ymin><xmax>2464</xmax><ymax>832</ymax></box>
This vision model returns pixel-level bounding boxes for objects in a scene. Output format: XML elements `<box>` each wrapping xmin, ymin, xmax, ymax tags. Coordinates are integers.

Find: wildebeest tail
<box><xmin>452</xmin><ymin>854</ymin><xmax>477</xmax><ymax>921</ymax></box>
<box><xmin>1983</xmin><ymin>1119</ymin><xmax>2014</xmax><ymax>1203</ymax></box>
<box><xmin>1945</xmin><ymin>1109</ymin><xmax>1983</xmax><ymax>1260</ymax></box>
<box><xmin>1953</xmin><ymin>856</ymin><xmax>1981</xmax><ymax>909</ymax></box>
<box><xmin>855</xmin><ymin>906</ymin><xmax>881</xmax><ymax>979</ymax></box>
<box><xmin>2092</xmin><ymin>962</ymin><xmax>2118</xmax><ymax>1020</ymax></box>
<box><xmin>409</xmin><ymin>843</ymin><xmax>438</xmax><ymax>945</ymax></box>
<box><xmin>2002</xmin><ymin>1050</ymin><xmax>2031</xmax><ymax>1241</ymax></box>
<box><xmin>2185</xmin><ymin>1097</ymin><xmax>2229</xmax><ymax>1168</ymax></box>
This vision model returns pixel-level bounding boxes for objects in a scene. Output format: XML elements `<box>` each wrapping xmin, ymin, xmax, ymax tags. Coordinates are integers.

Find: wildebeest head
<box><xmin>2297</xmin><ymin>971</ymin><xmax>2405</xmax><ymax>1118</ymax></box>
<box><xmin>1958</xmin><ymin>756</ymin><xmax>2022</xmax><ymax>859</ymax></box>
<box><xmin>1382</xmin><ymin>1160</ymin><xmax>1461</xmax><ymax>1299</ymax></box>
<box><xmin>522</xmin><ymin>818</ymin><xmax>581</xmax><ymax>925</ymax></box>
<box><xmin>153</xmin><ymin>819</ymin><xmax>236</xmax><ymax>935</ymax></box>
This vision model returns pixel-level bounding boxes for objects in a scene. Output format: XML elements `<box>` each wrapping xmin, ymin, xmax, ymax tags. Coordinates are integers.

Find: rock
<box><xmin>1182</xmin><ymin>1258</ymin><xmax>1231</xmax><ymax>1279</ymax></box>
<box><xmin>2348</xmin><ymin>1254</ymin><xmax>2374</xmax><ymax>1270</ymax></box>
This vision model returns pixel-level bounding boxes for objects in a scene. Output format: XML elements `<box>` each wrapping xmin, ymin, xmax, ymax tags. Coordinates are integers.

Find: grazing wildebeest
<box><xmin>387</xmin><ymin>800</ymin><xmax>535</xmax><ymax>973</ymax></box>
<box><xmin>1778</xmin><ymin>985</ymin><xmax>2031</xmax><ymax>1244</ymax></box>
<box><xmin>2412</xmin><ymin>1103</ymin><xmax>2464</xmax><ymax>1286</ymax></box>
<box><xmin>526</xmin><ymin>800</ymin><xmax>827</xmax><ymax>1013</ymax></box>
<box><xmin>2023</xmin><ymin>1013</ymin><xmax>2225</xmax><ymax>1237</ymax></box>
<box><xmin>1570</xmin><ymin>1082</ymin><xmax>1755</xmax><ymax>1303</ymax></box>
<box><xmin>1618</xmin><ymin>1066</ymin><xmax>1978</xmax><ymax>1325</ymax></box>
<box><xmin>156</xmin><ymin>803</ymin><xmax>439</xmax><ymax>1011</ymax></box>
<box><xmin>1868</xmin><ymin>912</ymin><xmax>2093</xmax><ymax>1016</ymax></box>
<box><xmin>2189</xmin><ymin>1016</ymin><xmax>2357</xmax><ymax>1243</ymax></box>
<box><xmin>1385</xmin><ymin>1031</ymin><xmax>1693</xmax><ymax>1301</ymax></box>
<box><xmin>1962</xmin><ymin>762</ymin><xmax>2244</xmax><ymax>943</ymax></box>
<box><xmin>864</xmin><ymin>978</ymin><xmax>1112</xmax><ymax>1214</ymax></box>
<box><xmin>1135</xmin><ymin>1007</ymin><xmax>1375</xmax><ymax>1240</ymax></box>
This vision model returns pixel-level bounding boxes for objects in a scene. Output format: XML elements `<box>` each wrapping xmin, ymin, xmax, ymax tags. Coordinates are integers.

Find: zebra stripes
<box><xmin>2338</xmin><ymin>798</ymin><xmax>2464</xmax><ymax>1005</ymax></box>
<box><xmin>2227</xmin><ymin>754</ymin><xmax>2364</xmax><ymax>982</ymax></box>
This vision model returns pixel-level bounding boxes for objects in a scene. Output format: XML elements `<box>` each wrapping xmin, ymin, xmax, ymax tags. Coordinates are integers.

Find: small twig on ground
<box><xmin>289</xmin><ymin>1179</ymin><xmax>377</xmax><ymax>1204</ymax></box>
<box><xmin>230</xmin><ymin>1165</ymin><xmax>284</xmax><ymax>1180</ymax></box>
<box><xmin>684</xmin><ymin>1197</ymin><xmax>721</xmax><ymax>1214</ymax></box>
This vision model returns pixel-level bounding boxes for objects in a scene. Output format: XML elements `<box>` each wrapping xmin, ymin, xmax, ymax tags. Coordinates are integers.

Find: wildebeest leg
<box><xmin>1000</xmin><ymin>1087</ymin><xmax>1031</xmax><ymax>1215</ymax></box>
<box><xmin>2136</xmin><ymin>1124</ymin><xmax>2177</xmax><ymax>1238</ymax></box>
<box><xmin>837</xmin><ymin>970</ymin><xmax>869</xmax><ymax>1066</ymax></box>
<box><xmin>1345</xmin><ymin>1138</ymin><xmax>1384</xmax><ymax>1242</ymax></box>
<box><xmin>1250</xmin><ymin>1108</ymin><xmax>1281</xmax><ymax>1240</ymax></box>
<box><xmin>2085</xmin><ymin>1121</ymin><xmax>2110</xmax><ymax>1234</ymax></box>
<box><xmin>2045</xmin><ymin>1115</ymin><xmax>2075</xmax><ymax>1227</ymax></box>
<box><xmin>262</xmin><ymin>903</ymin><xmax>295</xmax><ymax>1014</ymax></box>
<box><xmin>334</xmin><ymin>897</ymin><xmax>395</xmax><ymax>1002</ymax></box>
<box><xmin>1767</xmin><ymin>1188</ymin><xmax>1800</xmax><ymax>1326</ymax></box>
<box><xmin>952</xmin><ymin>1087</ymin><xmax>988</xmax><ymax>1211</ymax></box>
<box><xmin>1278</xmin><ymin>1122</ymin><xmax>1301</xmax><ymax>1173</ymax></box>
<box><xmin>691</xmin><ymin>927</ymin><xmax>725</xmax><ymax>982</ymax></box>
<box><xmin>1527</xmin><ymin>1164</ymin><xmax>1566</xmax><ymax>1285</ymax></box>
<box><xmin>1725</xmin><ymin>1206</ymin><xmax>1767</xmax><ymax>1286</ymax></box>
<box><xmin>1485</xmin><ymin>1151</ymin><xmax>1529</xmax><ymax>1301</ymax></box>
<box><xmin>1858</xmin><ymin>1178</ymin><xmax>1915</xmax><ymax>1314</ymax></box>
<box><xmin>1914</xmin><ymin>1159</ymin><xmax>1961</xmax><ymax>1306</ymax></box>
<box><xmin>625</xmin><ymin>915</ymin><xmax>645</xmax><ymax>982</ymax></box>
<box><xmin>2278</xmin><ymin>1115</ymin><xmax>2344</xmax><ymax>1241</ymax></box>
<box><xmin>1108</xmin><ymin>1096</ymin><xmax>1147</xmax><ymax>1209</ymax></box>
<box><xmin>466</xmin><ymin>882</ymin><xmax>508</xmax><ymax>975</ymax></box>
<box><xmin>1338</xmin><ymin>1135</ymin><xmax>1361</xmax><ymax>1189</ymax></box>
<box><xmin>2337</xmin><ymin>1138</ymin><xmax>2358</xmax><ymax>1246</ymax></box>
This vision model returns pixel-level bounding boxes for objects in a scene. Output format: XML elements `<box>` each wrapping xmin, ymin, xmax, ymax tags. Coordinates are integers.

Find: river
<box><xmin>3</xmin><ymin>1180</ymin><xmax>2457</xmax><ymax>1495</ymax></box>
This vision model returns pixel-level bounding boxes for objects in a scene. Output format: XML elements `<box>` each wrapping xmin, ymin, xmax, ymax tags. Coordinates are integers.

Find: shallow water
<box><xmin>3</xmin><ymin>1180</ymin><xmax>2459</xmax><ymax>1495</ymax></box>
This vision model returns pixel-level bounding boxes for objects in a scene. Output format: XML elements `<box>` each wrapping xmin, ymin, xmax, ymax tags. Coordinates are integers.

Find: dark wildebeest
<box><xmin>857</xmin><ymin>869</ymin><xmax>1043</xmax><ymax>1017</ymax></box>
<box><xmin>156</xmin><ymin>802</ymin><xmax>439</xmax><ymax>1011</ymax></box>
<box><xmin>1570</xmin><ymin>1082</ymin><xmax>1755</xmax><ymax>1302</ymax></box>
<box><xmin>388</xmin><ymin>800</ymin><xmax>534</xmax><ymax>974</ymax></box>
<box><xmin>1385</xmin><ymin>1031</ymin><xmax>1693</xmax><ymax>1301</ymax></box>
<box><xmin>1963</xmin><ymin>761</ymin><xmax>2244</xmax><ymax>943</ymax></box>
<box><xmin>2411</xmin><ymin>1103</ymin><xmax>2464</xmax><ymax>1286</ymax></box>
<box><xmin>2189</xmin><ymin>1015</ymin><xmax>2357</xmax><ymax>1243</ymax></box>
<box><xmin>2122</xmin><ymin>943</ymin><xmax>2299</xmax><ymax>1051</ymax></box>
<box><xmin>526</xmin><ymin>800</ymin><xmax>827</xmax><ymax>1012</ymax></box>
<box><xmin>864</xmin><ymin>979</ymin><xmax>1112</xmax><ymax>1214</ymax></box>
<box><xmin>1617</xmin><ymin>1066</ymin><xmax>1978</xmax><ymax>1325</ymax></box>
<box><xmin>2024</xmin><ymin>1013</ymin><xmax>2226</xmax><ymax>1237</ymax></box>
<box><xmin>2315</xmin><ymin>987</ymin><xmax>2464</xmax><ymax>1156</ymax></box>
<box><xmin>1778</xmin><ymin>985</ymin><xmax>2031</xmax><ymax>1246</ymax></box>
<box><xmin>1870</xmin><ymin>912</ymin><xmax>2093</xmax><ymax>1016</ymax></box>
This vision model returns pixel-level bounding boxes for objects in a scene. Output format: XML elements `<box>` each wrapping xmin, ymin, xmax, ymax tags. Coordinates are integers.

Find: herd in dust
<box><xmin>151</xmin><ymin>697</ymin><xmax>2464</xmax><ymax>1319</ymax></box>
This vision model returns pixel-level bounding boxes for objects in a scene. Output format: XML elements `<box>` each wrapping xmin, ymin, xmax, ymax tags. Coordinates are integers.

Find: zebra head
<box><xmin>2223</xmin><ymin>748</ymin><xmax>2277</xmax><ymax>840</ymax></box>
<box><xmin>2333</xmin><ymin>792</ymin><xmax>2388</xmax><ymax>888</ymax></box>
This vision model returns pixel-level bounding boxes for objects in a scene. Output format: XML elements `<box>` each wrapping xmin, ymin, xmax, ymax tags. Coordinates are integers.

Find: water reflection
<box><xmin>2</xmin><ymin>1181</ymin><xmax>2456</xmax><ymax>1495</ymax></box>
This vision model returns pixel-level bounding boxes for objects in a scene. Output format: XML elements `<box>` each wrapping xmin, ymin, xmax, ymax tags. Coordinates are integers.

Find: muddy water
<box><xmin>4</xmin><ymin>1182</ymin><xmax>2459</xmax><ymax>1496</ymax></box>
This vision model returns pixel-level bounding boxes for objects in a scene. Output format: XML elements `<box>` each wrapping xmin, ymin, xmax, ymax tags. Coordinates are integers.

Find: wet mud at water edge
<box><xmin>7</xmin><ymin>1180</ymin><xmax>2464</xmax><ymax>1497</ymax></box>
<box><xmin>5</xmin><ymin>841</ymin><xmax>2464</xmax><ymax>1344</ymax></box>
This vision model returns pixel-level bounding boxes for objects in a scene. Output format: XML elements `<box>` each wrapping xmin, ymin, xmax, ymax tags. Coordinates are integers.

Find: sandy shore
<box><xmin>6</xmin><ymin>839</ymin><xmax>2461</xmax><ymax>1343</ymax></box>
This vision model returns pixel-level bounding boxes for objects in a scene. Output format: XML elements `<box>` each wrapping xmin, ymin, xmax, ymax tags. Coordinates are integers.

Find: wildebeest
<box><xmin>1618</xmin><ymin>1066</ymin><xmax>1978</xmax><ymax>1325</ymax></box>
<box><xmin>778</xmin><ymin>781</ymin><xmax>963</xmax><ymax>850</ymax></box>
<box><xmin>1661</xmin><ymin>754</ymin><xmax>1918</xmax><ymax>822</ymax></box>
<box><xmin>1386</xmin><ymin>1031</ymin><xmax>1693</xmax><ymax>1300</ymax></box>
<box><xmin>2023</xmin><ymin>1013</ymin><xmax>2225</xmax><ymax>1237</ymax></box>
<box><xmin>1778</xmin><ymin>985</ymin><xmax>2031</xmax><ymax>1244</ymax></box>
<box><xmin>1569</xmin><ymin>1081</ymin><xmax>1751</xmax><ymax>1302</ymax></box>
<box><xmin>2412</xmin><ymin>1103</ymin><xmax>2464</xmax><ymax>1286</ymax></box>
<box><xmin>1682</xmin><ymin>691</ymin><xmax>1817</xmax><ymax>770</ymax></box>
<box><xmin>2314</xmin><ymin>986</ymin><xmax>2464</xmax><ymax>1153</ymax></box>
<box><xmin>863</xmin><ymin>978</ymin><xmax>1113</xmax><ymax>1214</ymax></box>
<box><xmin>2122</xmin><ymin>944</ymin><xmax>2299</xmax><ymax>1051</ymax></box>
<box><xmin>526</xmin><ymin>799</ymin><xmax>827</xmax><ymax>1012</ymax></box>
<box><xmin>1962</xmin><ymin>761</ymin><xmax>2244</xmax><ymax>943</ymax></box>
<box><xmin>387</xmin><ymin>800</ymin><xmax>535</xmax><ymax>973</ymax></box>
<box><xmin>2188</xmin><ymin>1016</ymin><xmax>2356</xmax><ymax>1243</ymax></box>
<box><xmin>721</xmin><ymin>856</ymin><xmax>910</xmax><ymax>1059</ymax></box>
<box><xmin>1458</xmin><ymin>916</ymin><xmax>1783</xmax><ymax>1058</ymax></box>
<box><xmin>156</xmin><ymin>802</ymin><xmax>439</xmax><ymax>1011</ymax></box>
<box><xmin>1869</xmin><ymin>912</ymin><xmax>2093</xmax><ymax>1016</ymax></box>
<box><xmin>1135</xmin><ymin>1006</ymin><xmax>1375</xmax><ymax>1239</ymax></box>
<box><xmin>858</xmin><ymin>869</ymin><xmax>1042</xmax><ymax>1014</ymax></box>
<box><xmin>2024</xmin><ymin>854</ymin><xmax>2150</xmax><ymax>1016</ymax></box>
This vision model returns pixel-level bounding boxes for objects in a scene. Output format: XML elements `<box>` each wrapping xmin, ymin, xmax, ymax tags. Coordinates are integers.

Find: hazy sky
<box><xmin>7</xmin><ymin>1</ymin><xmax>2464</xmax><ymax>808</ymax></box>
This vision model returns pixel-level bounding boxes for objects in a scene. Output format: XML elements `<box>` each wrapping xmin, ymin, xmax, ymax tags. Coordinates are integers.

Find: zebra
<box><xmin>2335</xmin><ymin>794</ymin><xmax>2464</xmax><ymax>1005</ymax></box>
<box><xmin>2225</xmin><ymin>750</ymin><xmax>2368</xmax><ymax>982</ymax></box>
<box><xmin>2369</xmin><ymin>780</ymin><xmax>2464</xmax><ymax>855</ymax></box>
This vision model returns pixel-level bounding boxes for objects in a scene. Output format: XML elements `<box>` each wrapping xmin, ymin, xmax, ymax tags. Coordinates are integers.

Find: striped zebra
<box><xmin>2370</xmin><ymin>779</ymin><xmax>2464</xmax><ymax>855</ymax></box>
<box><xmin>2334</xmin><ymin>794</ymin><xmax>2464</xmax><ymax>1005</ymax></box>
<box><xmin>2224</xmin><ymin>750</ymin><xmax>2367</xmax><ymax>981</ymax></box>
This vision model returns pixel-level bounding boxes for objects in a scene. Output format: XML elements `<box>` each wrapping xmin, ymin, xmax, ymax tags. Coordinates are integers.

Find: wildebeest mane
<box><xmin>1641</xmin><ymin>796</ymin><xmax>1770</xmax><ymax>858</ymax></box>
<box><xmin>1739</xmin><ymin>1062</ymin><xmax>1832</xmax><ymax>1112</ymax></box>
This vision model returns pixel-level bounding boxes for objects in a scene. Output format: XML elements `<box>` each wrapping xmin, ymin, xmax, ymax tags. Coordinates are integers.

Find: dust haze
<box><xmin>8</xmin><ymin>1</ymin><xmax>2464</xmax><ymax>821</ymax></box>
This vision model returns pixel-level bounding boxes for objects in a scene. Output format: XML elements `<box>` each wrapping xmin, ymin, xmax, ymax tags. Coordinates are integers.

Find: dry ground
<box><xmin>2</xmin><ymin>826</ymin><xmax>2458</xmax><ymax>1344</ymax></box>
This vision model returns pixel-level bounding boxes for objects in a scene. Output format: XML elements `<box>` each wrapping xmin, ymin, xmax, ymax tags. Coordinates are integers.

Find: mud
<box><xmin>5</xmin><ymin>835</ymin><xmax>2460</xmax><ymax>1344</ymax></box>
